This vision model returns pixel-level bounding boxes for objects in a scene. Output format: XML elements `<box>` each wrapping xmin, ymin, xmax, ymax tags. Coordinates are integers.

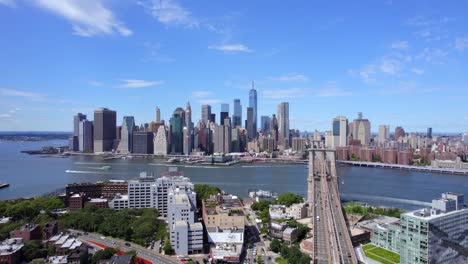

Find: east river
<box><xmin>1</xmin><ymin>140</ymin><xmax>468</xmax><ymax>210</ymax></box>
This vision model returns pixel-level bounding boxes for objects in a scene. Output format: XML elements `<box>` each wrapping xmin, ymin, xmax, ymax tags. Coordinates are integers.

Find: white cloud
<box><xmin>455</xmin><ymin>37</ymin><xmax>468</xmax><ymax>51</ymax></box>
<box><xmin>380</xmin><ymin>58</ymin><xmax>401</xmax><ymax>75</ymax></box>
<box><xmin>116</xmin><ymin>79</ymin><xmax>164</xmax><ymax>89</ymax></box>
<box><xmin>0</xmin><ymin>114</ymin><xmax>12</xmax><ymax>119</ymax></box>
<box><xmin>32</xmin><ymin>0</ymin><xmax>132</xmax><ymax>37</ymax></box>
<box><xmin>411</xmin><ymin>68</ymin><xmax>424</xmax><ymax>75</ymax></box>
<box><xmin>359</xmin><ymin>64</ymin><xmax>377</xmax><ymax>84</ymax></box>
<box><xmin>0</xmin><ymin>0</ymin><xmax>16</xmax><ymax>7</ymax></box>
<box><xmin>391</xmin><ymin>40</ymin><xmax>409</xmax><ymax>50</ymax></box>
<box><xmin>198</xmin><ymin>99</ymin><xmax>224</xmax><ymax>105</ymax></box>
<box><xmin>0</xmin><ymin>88</ymin><xmax>46</xmax><ymax>101</ymax></box>
<box><xmin>262</xmin><ymin>88</ymin><xmax>312</xmax><ymax>99</ymax></box>
<box><xmin>416</xmin><ymin>48</ymin><xmax>448</xmax><ymax>63</ymax></box>
<box><xmin>88</xmin><ymin>80</ymin><xmax>103</xmax><ymax>87</ymax></box>
<box><xmin>270</xmin><ymin>73</ymin><xmax>309</xmax><ymax>82</ymax></box>
<box><xmin>192</xmin><ymin>91</ymin><xmax>212</xmax><ymax>98</ymax></box>
<box><xmin>208</xmin><ymin>44</ymin><xmax>252</xmax><ymax>53</ymax></box>
<box><xmin>137</xmin><ymin>0</ymin><xmax>198</xmax><ymax>28</ymax></box>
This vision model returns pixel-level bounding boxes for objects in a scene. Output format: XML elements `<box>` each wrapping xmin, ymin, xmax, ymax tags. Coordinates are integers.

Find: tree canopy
<box><xmin>276</xmin><ymin>193</ymin><xmax>303</xmax><ymax>207</ymax></box>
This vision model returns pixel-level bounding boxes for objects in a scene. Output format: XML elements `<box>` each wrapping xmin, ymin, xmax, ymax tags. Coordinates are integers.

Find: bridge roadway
<box><xmin>308</xmin><ymin>149</ymin><xmax>357</xmax><ymax>264</ymax></box>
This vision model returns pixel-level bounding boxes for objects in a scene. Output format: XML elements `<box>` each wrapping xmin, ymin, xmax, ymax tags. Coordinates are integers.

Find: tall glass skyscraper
<box><xmin>233</xmin><ymin>99</ymin><xmax>242</xmax><ymax>127</ymax></box>
<box><xmin>249</xmin><ymin>82</ymin><xmax>257</xmax><ymax>136</ymax></box>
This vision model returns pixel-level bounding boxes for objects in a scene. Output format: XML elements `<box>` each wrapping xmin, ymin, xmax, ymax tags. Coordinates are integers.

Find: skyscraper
<box><xmin>201</xmin><ymin>104</ymin><xmax>211</xmax><ymax>124</ymax></box>
<box><xmin>119</xmin><ymin>116</ymin><xmax>135</xmax><ymax>154</ymax></box>
<box><xmin>132</xmin><ymin>131</ymin><xmax>154</xmax><ymax>154</ymax></box>
<box><xmin>233</xmin><ymin>99</ymin><xmax>242</xmax><ymax>127</ymax></box>
<box><xmin>72</xmin><ymin>113</ymin><xmax>87</xmax><ymax>151</ymax></box>
<box><xmin>154</xmin><ymin>125</ymin><xmax>168</xmax><ymax>156</ymax></box>
<box><xmin>270</xmin><ymin>114</ymin><xmax>279</xmax><ymax>147</ymax></box>
<box><xmin>352</xmin><ymin>112</ymin><xmax>371</xmax><ymax>146</ymax></box>
<box><xmin>332</xmin><ymin>116</ymin><xmax>348</xmax><ymax>148</ymax></box>
<box><xmin>78</xmin><ymin>120</ymin><xmax>93</xmax><ymax>153</ymax></box>
<box><xmin>378</xmin><ymin>125</ymin><xmax>390</xmax><ymax>146</ymax></box>
<box><xmin>209</xmin><ymin>113</ymin><xmax>216</xmax><ymax>124</ymax></box>
<box><xmin>93</xmin><ymin>108</ymin><xmax>117</xmax><ymax>153</ymax></box>
<box><xmin>249</xmin><ymin>82</ymin><xmax>258</xmax><ymax>136</ymax></box>
<box><xmin>427</xmin><ymin>127</ymin><xmax>432</xmax><ymax>138</ymax></box>
<box><xmin>156</xmin><ymin>107</ymin><xmax>161</xmax><ymax>123</ymax></box>
<box><xmin>260</xmin><ymin>116</ymin><xmax>271</xmax><ymax>135</ymax></box>
<box><xmin>246</xmin><ymin>107</ymin><xmax>255</xmax><ymax>140</ymax></box>
<box><xmin>213</xmin><ymin>124</ymin><xmax>231</xmax><ymax>154</ymax></box>
<box><xmin>184</xmin><ymin>102</ymin><xmax>193</xmax><ymax>154</ymax></box>
<box><xmin>170</xmin><ymin>108</ymin><xmax>184</xmax><ymax>154</ymax></box>
<box><xmin>277</xmin><ymin>102</ymin><xmax>290</xmax><ymax>147</ymax></box>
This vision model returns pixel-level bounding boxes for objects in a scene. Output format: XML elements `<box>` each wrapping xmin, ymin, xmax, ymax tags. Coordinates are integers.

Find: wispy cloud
<box><xmin>411</xmin><ymin>68</ymin><xmax>424</xmax><ymax>75</ymax></box>
<box><xmin>270</xmin><ymin>73</ymin><xmax>309</xmax><ymax>82</ymax></box>
<box><xmin>316</xmin><ymin>87</ymin><xmax>351</xmax><ymax>97</ymax></box>
<box><xmin>142</xmin><ymin>42</ymin><xmax>174</xmax><ymax>63</ymax></box>
<box><xmin>416</xmin><ymin>48</ymin><xmax>448</xmax><ymax>63</ymax></box>
<box><xmin>0</xmin><ymin>0</ymin><xmax>16</xmax><ymax>7</ymax></box>
<box><xmin>192</xmin><ymin>91</ymin><xmax>212</xmax><ymax>98</ymax></box>
<box><xmin>32</xmin><ymin>0</ymin><xmax>132</xmax><ymax>37</ymax></box>
<box><xmin>198</xmin><ymin>99</ymin><xmax>224</xmax><ymax>105</ymax></box>
<box><xmin>208</xmin><ymin>44</ymin><xmax>252</xmax><ymax>53</ymax></box>
<box><xmin>0</xmin><ymin>113</ymin><xmax>12</xmax><ymax>119</ymax></box>
<box><xmin>88</xmin><ymin>80</ymin><xmax>103</xmax><ymax>87</ymax></box>
<box><xmin>137</xmin><ymin>0</ymin><xmax>198</xmax><ymax>28</ymax></box>
<box><xmin>116</xmin><ymin>79</ymin><xmax>164</xmax><ymax>89</ymax></box>
<box><xmin>0</xmin><ymin>88</ymin><xmax>46</xmax><ymax>101</ymax></box>
<box><xmin>358</xmin><ymin>64</ymin><xmax>377</xmax><ymax>84</ymax></box>
<box><xmin>455</xmin><ymin>37</ymin><xmax>468</xmax><ymax>51</ymax></box>
<box><xmin>390</xmin><ymin>40</ymin><xmax>409</xmax><ymax>50</ymax></box>
<box><xmin>406</xmin><ymin>16</ymin><xmax>454</xmax><ymax>42</ymax></box>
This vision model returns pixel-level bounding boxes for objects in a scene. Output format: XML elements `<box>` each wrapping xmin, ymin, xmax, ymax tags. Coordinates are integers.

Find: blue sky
<box><xmin>0</xmin><ymin>0</ymin><xmax>467</xmax><ymax>132</ymax></box>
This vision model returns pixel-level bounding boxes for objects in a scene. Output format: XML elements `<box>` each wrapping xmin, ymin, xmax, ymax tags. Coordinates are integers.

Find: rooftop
<box><xmin>0</xmin><ymin>238</ymin><xmax>23</xmax><ymax>255</ymax></box>
<box><xmin>357</xmin><ymin>216</ymin><xmax>400</xmax><ymax>231</ymax></box>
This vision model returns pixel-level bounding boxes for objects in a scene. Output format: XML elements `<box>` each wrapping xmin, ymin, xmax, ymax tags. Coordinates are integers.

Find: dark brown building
<box><xmin>42</xmin><ymin>221</ymin><xmax>58</xmax><ymax>240</ymax></box>
<box><xmin>66</xmin><ymin>182</ymin><xmax>103</xmax><ymax>199</ymax></box>
<box><xmin>10</xmin><ymin>224</ymin><xmax>41</xmax><ymax>241</ymax></box>
<box><xmin>69</xmin><ymin>194</ymin><xmax>86</xmax><ymax>210</ymax></box>
<box><xmin>101</xmin><ymin>182</ymin><xmax>128</xmax><ymax>198</ymax></box>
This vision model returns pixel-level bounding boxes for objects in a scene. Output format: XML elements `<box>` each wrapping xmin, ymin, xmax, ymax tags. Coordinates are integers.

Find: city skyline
<box><xmin>0</xmin><ymin>1</ymin><xmax>467</xmax><ymax>132</ymax></box>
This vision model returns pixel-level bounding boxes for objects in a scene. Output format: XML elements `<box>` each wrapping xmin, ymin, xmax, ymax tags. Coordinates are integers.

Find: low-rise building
<box><xmin>85</xmin><ymin>198</ymin><xmax>109</xmax><ymax>208</ymax></box>
<box><xmin>269</xmin><ymin>203</ymin><xmax>307</xmax><ymax>220</ymax></box>
<box><xmin>109</xmin><ymin>194</ymin><xmax>129</xmax><ymax>210</ymax></box>
<box><xmin>0</xmin><ymin>238</ymin><xmax>23</xmax><ymax>264</ymax></box>
<box><xmin>208</xmin><ymin>229</ymin><xmax>244</xmax><ymax>263</ymax></box>
<box><xmin>10</xmin><ymin>223</ymin><xmax>41</xmax><ymax>241</ymax></box>
<box><xmin>282</xmin><ymin>227</ymin><xmax>298</xmax><ymax>244</ymax></box>
<box><xmin>42</xmin><ymin>221</ymin><xmax>58</xmax><ymax>240</ymax></box>
<box><xmin>68</xmin><ymin>193</ymin><xmax>86</xmax><ymax>210</ymax></box>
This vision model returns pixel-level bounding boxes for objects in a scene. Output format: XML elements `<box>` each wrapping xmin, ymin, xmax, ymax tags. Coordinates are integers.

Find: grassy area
<box><xmin>275</xmin><ymin>257</ymin><xmax>288</xmax><ymax>264</ymax></box>
<box><xmin>363</xmin><ymin>244</ymin><xmax>400</xmax><ymax>264</ymax></box>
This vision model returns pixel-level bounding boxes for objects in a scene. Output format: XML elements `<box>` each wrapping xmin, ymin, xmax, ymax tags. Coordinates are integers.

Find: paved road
<box><xmin>243</xmin><ymin>206</ymin><xmax>274</xmax><ymax>264</ymax></box>
<box><xmin>70</xmin><ymin>229</ymin><xmax>178</xmax><ymax>264</ymax></box>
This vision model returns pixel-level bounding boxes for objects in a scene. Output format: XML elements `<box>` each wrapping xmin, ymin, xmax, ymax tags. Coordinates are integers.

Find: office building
<box><xmin>220</xmin><ymin>111</ymin><xmax>229</xmax><ymax>126</ymax></box>
<box><xmin>132</xmin><ymin>131</ymin><xmax>153</xmax><ymax>154</ymax></box>
<box><xmin>378</xmin><ymin>125</ymin><xmax>390</xmax><ymax>146</ymax></box>
<box><xmin>246</xmin><ymin>107</ymin><xmax>255</xmax><ymax>140</ymax></box>
<box><xmin>156</xmin><ymin>107</ymin><xmax>161</xmax><ymax>123</ymax></box>
<box><xmin>427</xmin><ymin>127</ymin><xmax>432</xmax><ymax>139</ymax></box>
<box><xmin>352</xmin><ymin>112</ymin><xmax>371</xmax><ymax>146</ymax></box>
<box><xmin>399</xmin><ymin>193</ymin><xmax>468</xmax><ymax>264</ymax></box>
<box><xmin>154</xmin><ymin>125</ymin><xmax>168</xmax><ymax>156</ymax></box>
<box><xmin>249</xmin><ymin>82</ymin><xmax>258</xmax><ymax>136</ymax></box>
<box><xmin>233</xmin><ymin>99</ymin><xmax>242</xmax><ymax>127</ymax></box>
<box><xmin>154</xmin><ymin>169</ymin><xmax>195</xmax><ymax>217</ymax></box>
<box><xmin>395</xmin><ymin>126</ymin><xmax>405</xmax><ymax>141</ymax></box>
<box><xmin>213</xmin><ymin>124</ymin><xmax>231</xmax><ymax>154</ymax></box>
<box><xmin>170</xmin><ymin>108</ymin><xmax>184</xmax><ymax>154</ymax></box>
<box><xmin>278</xmin><ymin>102</ymin><xmax>290</xmax><ymax>147</ymax></box>
<box><xmin>210</xmin><ymin>113</ymin><xmax>216</xmax><ymax>123</ymax></box>
<box><xmin>93</xmin><ymin>108</ymin><xmax>117</xmax><ymax>153</ymax></box>
<box><xmin>202</xmin><ymin>104</ymin><xmax>211</xmax><ymax>124</ymax></box>
<box><xmin>292</xmin><ymin>137</ymin><xmax>307</xmax><ymax>153</ymax></box>
<box><xmin>78</xmin><ymin>120</ymin><xmax>93</xmax><ymax>153</ymax></box>
<box><xmin>128</xmin><ymin>173</ymin><xmax>155</xmax><ymax>209</ymax></box>
<box><xmin>119</xmin><ymin>116</ymin><xmax>135</xmax><ymax>154</ymax></box>
<box><xmin>260</xmin><ymin>116</ymin><xmax>271</xmax><ymax>135</ymax></box>
<box><xmin>332</xmin><ymin>116</ymin><xmax>348</xmax><ymax>148</ymax></box>
<box><xmin>325</xmin><ymin>131</ymin><xmax>333</xmax><ymax>149</ymax></box>
<box><xmin>72</xmin><ymin>113</ymin><xmax>86</xmax><ymax>151</ymax></box>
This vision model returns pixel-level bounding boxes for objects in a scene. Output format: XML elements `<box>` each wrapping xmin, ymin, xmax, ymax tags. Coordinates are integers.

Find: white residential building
<box><xmin>128</xmin><ymin>172</ymin><xmax>155</xmax><ymax>209</ymax></box>
<box><xmin>108</xmin><ymin>194</ymin><xmax>129</xmax><ymax>210</ymax></box>
<box><xmin>154</xmin><ymin>169</ymin><xmax>195</xmax><ymax>217</ymax></box>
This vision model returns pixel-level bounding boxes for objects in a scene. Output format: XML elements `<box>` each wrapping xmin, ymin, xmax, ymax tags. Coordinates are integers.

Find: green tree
<box><xmin>270</xmin><ymin>238</ymin><xmax>281</xmax><ymax>253</ymax></box>
<box><xmin>276</xmin><ymin>193</ymin><xmax>303</xmax><ymax>207</ymax></box>
<box><xmin>257</xmin><ymin>255</ymin><xmax>263</xmax><ymax>264</ymax></box>
<box><xmin>251</xmin><ymin>200</ymin><xmax>272</xmax><ymax>211</ymax></box>
<box><xmin>163</xmin><ymin>241</ymin><xmax>173</xmax><ymax>255</ymax></box>
<box><xmin>91</xmin><ymin>248</ymin><xmax>117</xmax><ymax>264</ymax></box>
<box><xmin>194</xmin><ymin>184</ymin><xmax>221</xmax><ymax>205</ymax></box>
<box><xmin>23</xmin><ymin>240</ymin><xmax>46</xmax><ymax>261</ymax></box>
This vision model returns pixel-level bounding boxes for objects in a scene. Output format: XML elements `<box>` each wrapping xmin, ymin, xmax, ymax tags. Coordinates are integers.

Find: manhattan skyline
<box><xmin>0</xmin><ymin>1</ymin><xmax>467</xmax><ymax>132</ymax></box>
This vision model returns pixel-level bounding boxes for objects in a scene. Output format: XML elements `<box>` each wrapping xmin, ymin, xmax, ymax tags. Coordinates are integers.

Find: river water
<box><xmin>1</xmin><ymin>140</ymin><xmax>467</xmax><ymax>210</ymax></box>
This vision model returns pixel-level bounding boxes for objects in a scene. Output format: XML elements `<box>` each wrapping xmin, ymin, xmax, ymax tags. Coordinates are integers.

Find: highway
<box><xmin>308</xmin><ymin>150</ymin><xmax>357</xmax><ymax>264</ymax></box>
<box><xmin>70</xmin><ymin>229</ymin><xmax>178</xmax><ymax>264</ymax></box>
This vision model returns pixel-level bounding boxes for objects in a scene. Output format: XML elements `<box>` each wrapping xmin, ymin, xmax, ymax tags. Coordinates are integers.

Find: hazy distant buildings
<box><xmin>352</xmin><ymin>112</ymin><xmax>371</xmax><ymax>146</ymax></box>
<box><xmin>220</xmin><ymin>104</ymin><xmax>229</xmax><ymax>126</ymax></box>
<box><xmin>119</xmin><ymin>116</ymin><xmax>135</xmax><ymax>154</ymax></box>
<box><xmin>78</xmin><ymin>120</ymin><xmax>93</xmax><ymax>153</ymax></box>
<box><xmin>278</xmin><ymin>102</ymin><xmax>290</xmax><ymax>147</ymax></box>
<box><xmin>249</xmin><ymin>82</ymin><xmax>258</xmax><ymax>137</ymax></box>
<box><xmin>427</xmin><ymin>127</ymin><xmax>432</xmax><ymax>139</ymax></box>
<box><xmin>156</xmin><ymin>107</ymin><xmax>161</xmax><ymax>123</ymax></box>
<box><xmin>292</xmin><ymin>137</ymin><xmax>307</xmax><ymax>153</ymax></box>
<box><xmin>201</xmin><ymin>104</ymin><xmax>211</xmax><ymax>124</ymax></box>
<box><xmin>332</xmin><ymin>116</ymin><xmax>348</xmax><ymax>148</ymax></box>
<box><xmin>378</xmin><ymin>125</ymin><xmax>390</xmax><ymax>146</ymax></box>
<box><xmin>93</xmin><ymin>108</ymin><xmax>116</xmax><ymax>153</ymax></box>
<box><xmin>261</xmin><ymin>116</ymin><xmax>271</xmax><ymax>135</ymax></box>
<box><xmin>154</xmin><ymin>126</ymin><xmax>168</xmax><ymax>156</ymax></box>
<box><xmin>395</xmin><ymin>126</ymin><xmax>405</xmax><ymax>141</ymax></box>
<box><xmin>233</xmin><ymin>99</ymin><xmax>242</xmax><ymax>127</ymax></box>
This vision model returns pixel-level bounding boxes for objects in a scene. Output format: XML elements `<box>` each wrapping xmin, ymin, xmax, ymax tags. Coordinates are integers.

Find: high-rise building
<box><xmin>184</xmin><ymin>102</ymin><xmax>193</xmax><ymax>155</ymax></box>
<box><xmin>201</xmin><ymin>104</ymin><xmax>211</xmax><ymax>124</ymax></box>
<box><xmin>463</xmin><ymin>133</ymin><xmax>468</xmax><ymax>143</ymax></box>
<box><xmin>93</xmin><ymin>108</ymin><xmax>117</xmax><ymax>153</ymax></box>
<box><xmin>213</xmin><ymin>124</ymin><xmax>231</xmax><ymax>154</ymax></box>
<box><xmin>209</xmin><ymin>113</ymin><xmax>216</xmax><ymax>124</ymax></box>
<box><xmin>231</xmin><ymin>127</ymin><xmax>240</xmax><ymax>153</ymax></box>
<box><xmin>246</xmin><ymin>107</ymin><xmax>255</xmax><ymax>140</ymax></box>
<box><xmin>170</xmin><ymin>108</ymin><xmax>184</xmax><ymax>154</ymax></box>
<box><xmin>249</xmin><ymin>82</ymin><xmax>258</xmax><ymax>136</ymax></box>
<box><xmin>220</xmin><ymin>112</ymin><xmax>229</xmax><ymax>125</ymax></box>
<box><xmin>395</xmin><ymin>126</ymin><xmax>405</xmax><ymax>141</ymax></box>
<box><xmin>292</xmin><ymin>137</ymin><xmax>307</xmax><ymax>153</ymax></box>
<box><xmin>260</xmin><ymin>116</ymin><xmax>271</xmax><ymax>135</ymax></box>
<box><xmin>277</xmin><ymin>102</ymin><xmax>290</xmax><ymax>147</ymax></box>
<box><xmin>72</xmin><ymin>113</ymin><xmax>87</xmax><ymax>151</ymax></box>
<box><xmin>119</xmin><ymin>116</ymin><xmax>135</xmax><ymax>154</ymax></box>
<box><xmin>233</xmin><ymin>99</ymin><xmax>242</xmax><ymax>127</ymax></box>
<box><xmin>427</xmin><ymin>127</ymin><xmax>432</xmax><ymax>139</ymax></box>
<box><xmin>332</xmin><ymin>116</ymin><xmax>348</xmax><ymax>148</ymax></box>
<box><xmin>270</xmin><ymin>114</ymin><xmax>279</xmax><ymax>146</ymax></box>
<box><xmin>156</xmin><ymin>107</ymin><xmax>161</xmax><ymax>123</ymax></box>
<box><xmin>378</xmin><ymin>125</ymin><xmax>390</xmax><ymax>146</ymax></box>
<box><xmin>132</xmin><ymin>131</ymin><xmax>154</xmax><ymax>154</ymax></box>
<box><xmin>78</xmin><ymin>120</ymin><xmax>93</xmax><ymax>153</ymax></box>
<box><xmin>352</xmin><ymin>112</ymin><xmax>371</xmax><ymax>146</ymax></box>
<box><xmin>154</xmin><ymin>125</ymin><xmax>168</xmax><ymax>156</ymax></box>
<box><xmin>128</xmin><ymin>173</ymin><xmax>155</xmax><ymax>209</ymax></box>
